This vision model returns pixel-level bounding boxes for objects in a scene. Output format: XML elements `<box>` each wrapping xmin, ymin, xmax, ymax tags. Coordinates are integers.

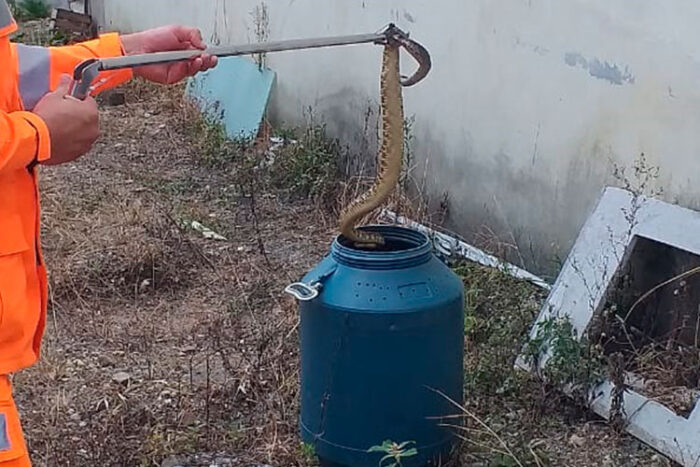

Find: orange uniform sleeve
<box><xmin>5</xmin><ymin>33</ymin><xmax>133</xmax><ymax>168</ymax></box>
<box><xmin>0</xmin><ymin>110</ymin><xmax>50</xmax><ymax>173</ymax></box>
<box><xmin>47</xmin><ymin>32</ymin><xmax>133</xmax><ymax>93</ymax></box>
<box><xmin>13</xmin><ymin>32</ymin><xmax>133</xmax><ymax>111</ymax></box>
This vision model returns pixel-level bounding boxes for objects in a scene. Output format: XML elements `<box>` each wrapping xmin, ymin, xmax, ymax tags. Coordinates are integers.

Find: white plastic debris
<box><xmin>190</xmin><ymin>221</ymin><xmax>227</xmax><ymax>241</ymax></box>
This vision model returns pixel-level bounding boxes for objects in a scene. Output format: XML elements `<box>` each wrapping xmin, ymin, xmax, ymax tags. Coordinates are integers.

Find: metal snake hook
<box><xmin>376</xmin><ymin>23</ymin><xmax>432</xmax><ymax>87</ymax></box>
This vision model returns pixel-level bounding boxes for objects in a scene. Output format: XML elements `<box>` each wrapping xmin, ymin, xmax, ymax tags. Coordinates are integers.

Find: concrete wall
<box><xmin>95</xmin><ymin>0</ymin><xmax>700</xmax><ymax>276</ymax></box>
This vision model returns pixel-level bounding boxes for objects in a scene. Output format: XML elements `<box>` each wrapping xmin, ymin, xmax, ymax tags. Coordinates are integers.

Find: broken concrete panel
<box><xmin>517</xmin><ymin>186</ymin><xmax>700</xmax><ymax>467</ymax></box>
<box><xmin>590</xmin><ymin>380</ymin><xmax>700</xmax><ymax>467</ymax></box>
<box><xmin>185</xmin><ymin>57</ymin><xmax>276</xmax><ymax>140</ymax></box>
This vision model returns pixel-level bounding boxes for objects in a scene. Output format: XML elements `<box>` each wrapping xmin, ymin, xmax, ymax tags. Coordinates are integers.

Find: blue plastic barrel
<box><xmin>285</xmin><ymin>225</ymin><xmax>465</xmax><ymax>466</ymax></box>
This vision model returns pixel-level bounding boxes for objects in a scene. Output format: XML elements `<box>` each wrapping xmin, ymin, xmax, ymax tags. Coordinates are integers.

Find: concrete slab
<box><xmin>517</xmin><ymin>186</ymin><xmax>700</xmax><ymax>466</ymax></box>
<box><xmin>185</xmin><ymin>56</ymin><xmax>276</xmax><ymax>141</ymax></box>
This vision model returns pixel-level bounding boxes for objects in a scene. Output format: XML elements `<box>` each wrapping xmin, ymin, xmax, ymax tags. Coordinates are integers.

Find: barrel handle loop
<box><xmin>284</xmin><ymin>262</ymin><xmax>338</xmax><ymax>302</ymax></box>
<box><xmin>284</xmin><ymin>282</ymin><xmax>321</xmax><ymax>301</ymax></box>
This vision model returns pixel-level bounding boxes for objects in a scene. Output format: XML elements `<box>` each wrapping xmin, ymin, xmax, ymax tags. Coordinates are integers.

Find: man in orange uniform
<box><xmin>0</xmin><ymin>1</ymin><xmax>217</xmax><ymax>464</ymax></box>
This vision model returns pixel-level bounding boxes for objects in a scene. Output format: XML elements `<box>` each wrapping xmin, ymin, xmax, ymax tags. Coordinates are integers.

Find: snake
<box><xmin>338</xmin><ymin>25</ymin><xmax>432</xmax><ymax>248</ymax></box>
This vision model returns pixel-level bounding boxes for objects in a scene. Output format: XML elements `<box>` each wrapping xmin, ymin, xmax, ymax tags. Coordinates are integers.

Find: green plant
<box><xmin>298</xmin><ymin>442</ymin><xmax>318</xmax><ymax>464</ymax></box>
<box><xmin>399</xmin><ymin>115</ymin><xmax>416</xmax><ymax>192</ymax></box>
<box><xmin>11</xmin><ymin>0</ymin><xmax>51</xmax><ymax>20</ymax></box>
<box><xmin>524</xmin><ymin>316</ymin><xmax>605</xmax><ymax>403</ymax></box>
<box><xmin>186</xmin><ymin>103</ymin><xmax>249</xmax><ymax>168</ymax></box>
<box><xmin>251</xmin><ymin>2</ymin><xmax>269</xmax><ymax>69</ymax></box>
<box><xmin>455</xmin><ymin>261</ymin><xmax>543</xmax><ymax>395</ymax></box>
<box><xmin>272</xmin><ymin>120</ymin><xmax>341</xmax><ymax>200</ymax></box>
<box><xmin>368</xmin><ymin>440</ymin><xmax>418</xmax><ymax>467</ymax></box>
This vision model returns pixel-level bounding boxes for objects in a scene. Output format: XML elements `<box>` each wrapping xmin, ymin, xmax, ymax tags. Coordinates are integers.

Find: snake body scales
<box><xmin>338</xmin><ymin>43</ymin><xmax>405</xmax><ymax>248</ymax></box>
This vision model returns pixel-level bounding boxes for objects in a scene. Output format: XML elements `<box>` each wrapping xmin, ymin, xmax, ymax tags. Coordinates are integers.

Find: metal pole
<box><xmin>97</xmin><ymin>32</ymin><xmax>386</xmax><ymax>72</ymax></box>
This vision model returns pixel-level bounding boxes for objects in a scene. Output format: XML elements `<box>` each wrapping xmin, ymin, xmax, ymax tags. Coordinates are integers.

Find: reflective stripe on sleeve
<box><xmin>16</xmin><ymin>44</ymin><xmax>50</xmax><ymax>110</ymax></box>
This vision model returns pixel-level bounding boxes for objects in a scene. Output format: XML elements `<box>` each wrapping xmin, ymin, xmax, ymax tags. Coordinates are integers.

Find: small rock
<box><xmin>568</xmin><ymin>433</ymin><xmax>586</xmax><ymax>447</ymax></box>
<box><xmin>112</xmin><ymin>371</ymin><xmax>131</xmax><ymax>385</ymax></box>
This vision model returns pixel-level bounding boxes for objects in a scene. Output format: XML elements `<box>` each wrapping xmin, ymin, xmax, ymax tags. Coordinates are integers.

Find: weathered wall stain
<box><xmin>564</xmin><ymin>52</ymin><xmax>635</xmax><ymax>85</ymax></box>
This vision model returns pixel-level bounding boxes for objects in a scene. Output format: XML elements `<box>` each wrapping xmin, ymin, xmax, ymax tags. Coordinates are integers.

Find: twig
<box><xmin>205</xmin><ymin>351</ymin><xmax>211</xmax><ymax>447</ymax></box>
<box><xmin>624</xmin><ymin>266</ymin><xmax>700</xmax><ymax>322</ymax></box>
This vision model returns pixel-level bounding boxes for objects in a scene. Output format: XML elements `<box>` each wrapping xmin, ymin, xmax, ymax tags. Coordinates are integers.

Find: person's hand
<box><xmin>33</xmin><ymin>75</ymin><xmax>100</xmax><ymax>166</ymax></box>
<box><xmin>120</xmin><ymin>25</ymin><xmax>218</xmax><ymax>84</ymax></box>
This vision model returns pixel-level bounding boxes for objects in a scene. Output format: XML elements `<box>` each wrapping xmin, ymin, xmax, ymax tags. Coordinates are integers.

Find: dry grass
<box><xmin>16</xmin><ymin>79</ymin><xmax>332</xmax><ymax>466</ymax></box>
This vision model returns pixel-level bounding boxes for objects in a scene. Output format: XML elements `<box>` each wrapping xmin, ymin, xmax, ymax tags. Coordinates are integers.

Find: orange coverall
<box><xmin>0</xmin><ymin>1</ymin><xmax>132</xmax><ymax>464</ymax></box>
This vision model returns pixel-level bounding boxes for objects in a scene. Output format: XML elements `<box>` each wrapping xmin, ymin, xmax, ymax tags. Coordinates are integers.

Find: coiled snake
<box><xmin>338</xmin><ymin>25</ymin><xmax>432</xmax><ymax>248</ymax></box>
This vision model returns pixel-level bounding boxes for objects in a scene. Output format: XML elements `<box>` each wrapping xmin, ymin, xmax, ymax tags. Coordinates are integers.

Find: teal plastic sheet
<box><xmin>186</xmin><ymin>56</ymin><xmax>276</xmax><ymax>140</ymax></box>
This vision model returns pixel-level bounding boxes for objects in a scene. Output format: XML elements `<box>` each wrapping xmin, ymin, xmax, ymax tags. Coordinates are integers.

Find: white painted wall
<box><xmin>95</xmin><ymin>0</ymin><xmax>700</xmax><ymax>276</ymax></box>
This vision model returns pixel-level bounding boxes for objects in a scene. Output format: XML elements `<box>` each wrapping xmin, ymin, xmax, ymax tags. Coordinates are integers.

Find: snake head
<box><xmin>380</xmin><ymin>23</ymin><xmax>432</xmax><ymax>87</ymax></box>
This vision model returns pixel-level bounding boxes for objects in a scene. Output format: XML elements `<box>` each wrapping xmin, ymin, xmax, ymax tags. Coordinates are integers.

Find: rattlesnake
<box><xmin>338</xmin><ymin>26</ymin><xmax>431</xmax><ymax>248</ymax></box>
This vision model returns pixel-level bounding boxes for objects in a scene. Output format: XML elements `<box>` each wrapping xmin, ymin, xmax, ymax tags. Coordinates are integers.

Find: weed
<box><xmin>272</xmin><ymin>121</ymin><xmax>342</xmax><ymax>202</ymax></box>
<box><xmin>10</xmin><ymin>0</ymin><xmax>51</xmax><ymax>20</ymax></box>
<box><xmin>368</xmin><ymin>440</ymin><xmax>418</xmax><ymax>467</ymax></box>
<box><xmin>298</xmin><ymin>442</ymin><xmax>318</xmax><ymax>464</ymax></box>
<box><xmin>186</xmin><ymin>104</ymin><xmax>249</xmax><ymax>168</ymax></box>
<box><xmin>11</xmin><ymin>18</ymin><xmax>69</xmax><ymax>46</ymax></box>
<box><xmin>251</xmin><ymin>2</ymin><xmax>270</xmax><ymax>70</ymax></box>
<box><xmin>607</xmin><ymin>351</ymin><xmax>627</xmax><ymax>434</ymax></box>
<box><xmin>11</xmin><ymin>0</ymin><xmax>51</xmax><ymax>21</ymax></box>
<box><xmin>523</xmin><ymin>316</ymin><xmax>605</xmax><ymax>406</ymax></box>
<box><xmin>399</xmin><ymin>115</ymin><xmax>416</xmax><ymax>193</ymax></box>
<box><xmin>455</xmin><ymin>261</ymin><xmax>543</xmax><ymax>395</ymax></box>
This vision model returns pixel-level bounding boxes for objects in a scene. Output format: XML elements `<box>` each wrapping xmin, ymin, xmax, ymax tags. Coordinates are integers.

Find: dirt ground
<box><xmin>9</xmin><ymin>19</ymin><xmax>681</xmax><ymax>467</ymax></box>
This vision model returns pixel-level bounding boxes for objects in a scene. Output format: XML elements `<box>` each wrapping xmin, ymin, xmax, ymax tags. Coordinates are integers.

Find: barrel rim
<box><xmin>331</xmin><ymin>225</ymin><xmax>432</xmax><ymax>269</ymax></box>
